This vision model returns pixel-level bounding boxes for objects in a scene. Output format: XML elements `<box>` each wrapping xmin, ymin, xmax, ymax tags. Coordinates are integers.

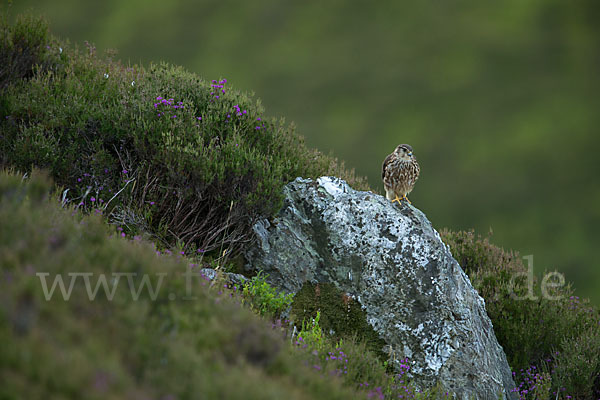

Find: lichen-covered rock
<box><xmin>245</xmin><ymin>176</ymin><xmax>516</xmax><ymax>399</ymax></box>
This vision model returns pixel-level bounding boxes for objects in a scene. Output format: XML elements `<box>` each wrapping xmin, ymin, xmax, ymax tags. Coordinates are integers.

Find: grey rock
<box><xmin>199</xmin><ymin>268</ymin><xmax>247</xmax><ymax>287</ymax></box>
<box><xmin>245</xmin><ymin>176</ymin><xmax>516</xmax><ymax>399</ymax></box>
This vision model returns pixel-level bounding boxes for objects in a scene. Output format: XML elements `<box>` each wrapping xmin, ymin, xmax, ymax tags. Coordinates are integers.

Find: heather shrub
<box><xmin>441</xmin><ymin>229</ymin><xmax>600</xmax><ymax>398</ymax></box>
<box><xmin>439</xmin><ymin>229</ymin><xmax>524</xmax><ymax>300</ymax></box>
<box><xmin>291</xmin><ymin>313</ymin><xmax>454</xmax><ymax>399</ymax></box>
<box><xmin>0</xmin><ymin>169</ymin><xmax>366</xmax><ymax>400</ymax></box>
<box><xmin>549</xmin><ymin>309</ymin><xmax>600</xmax><ymax>398</ymax></box>
<box><xmin>0</xmin><ymin>12</ymin><xmax>63</xmax><ymax>90</ymax></box>
<box><xmin>0</xmin><ymin>169</ymin><xmax>468</xmax><ymax>400</ymax></box>
<box><xmin>0</xmin><ymin>12</ymin><xmax>368</xmax><ymax>261</ymax></box>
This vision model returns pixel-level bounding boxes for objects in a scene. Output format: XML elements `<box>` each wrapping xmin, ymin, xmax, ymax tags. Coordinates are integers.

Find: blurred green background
<box><xmin>7</xmin><ymin>0</ymin><xmax>600</xmax><ymax>303</ymax></box>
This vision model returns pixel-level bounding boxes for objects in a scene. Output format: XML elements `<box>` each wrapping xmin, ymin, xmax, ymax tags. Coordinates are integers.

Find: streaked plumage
<box><xmin>382</xmin><ymin>144</ymin><xmax>420</xmax><ymax>204</ymax></box>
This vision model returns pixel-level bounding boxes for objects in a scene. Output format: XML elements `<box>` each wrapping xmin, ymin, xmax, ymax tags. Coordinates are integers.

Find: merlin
<box><xmin>382</xmin><ymin>144</ymin><xmax>420</xmax><ymax>204</ymax></box>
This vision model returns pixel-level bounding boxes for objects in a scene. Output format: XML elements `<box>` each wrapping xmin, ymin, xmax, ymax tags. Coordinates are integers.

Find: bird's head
<box><xmin>395</xmin><ymin>144</ymin><xmax>414</xmax><ymax>161</ymax></box>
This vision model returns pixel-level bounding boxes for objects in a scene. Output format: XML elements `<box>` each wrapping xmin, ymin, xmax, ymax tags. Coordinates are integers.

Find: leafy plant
<box><xmin>296</xmin><ymin>310</ymin><xmax>325</xmax><ymax>350</ymax></box>
<box><xmin>241</xmin><ymin>272</ymin><xmax>293</xmax><ymax>316</ymax></box>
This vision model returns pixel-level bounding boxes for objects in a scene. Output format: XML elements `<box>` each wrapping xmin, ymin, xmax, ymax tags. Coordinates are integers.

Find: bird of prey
<box><xmin>382</xmin><ymin>144</ymin><xmax>420</xmax><ymax>204</ymax></box>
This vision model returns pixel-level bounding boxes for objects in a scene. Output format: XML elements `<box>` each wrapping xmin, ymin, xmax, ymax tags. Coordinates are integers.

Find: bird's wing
<box><xmin>382</xmin><ymin>153</ymin><xmax>394</xmax><ymax>180</ymax></box>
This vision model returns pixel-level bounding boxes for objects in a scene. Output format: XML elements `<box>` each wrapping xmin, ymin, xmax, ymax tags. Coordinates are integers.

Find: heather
<box><xmin>1</xmin><ymin>12</ymin><xmax>600</xmax><ymax>399</ymax></box>
<box><xmin>0</xmin><ymin>169</ymin><xmax>456</xmax><ymax>399</ymax></box>
<box><xmin>0</xmin><ymin>170</ymin><xmax>359</xmax><ymax>399</ymax></box>
<box><xmin>0</xmin><ymin>12</ymin><xmax>366</xmax><ymax>260</ymax></box>
<box><xmin>441</xmin><ymin>230</ymin><xmax>600</xmax><ymax>399</ymax></box>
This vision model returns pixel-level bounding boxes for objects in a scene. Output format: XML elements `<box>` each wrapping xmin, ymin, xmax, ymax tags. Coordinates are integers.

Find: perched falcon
<box><xmin>382</xmin><ymin>144</ymin><xmax>420</xmax><ymax>204</ymax></box>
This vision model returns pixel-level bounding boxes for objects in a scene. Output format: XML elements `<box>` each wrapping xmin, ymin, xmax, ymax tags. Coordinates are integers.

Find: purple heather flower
<box><xmin>122</xmin><ymin>169</ymin><xmax>128</xmax><ymax>174</ymax></box>
<box><xmin>149</xmin><ymin>201</ymin><xmax>155</xmax><ymax>205</ymax></box>
<box><xmin>90</xmin><ymin>197</ymin><xmax>96</xmax><ymax>202</ymax></box>
<box><xmin>77</xmin><ymin>178</ymin><xmax>82</xmax><ymax>182</ymax></box>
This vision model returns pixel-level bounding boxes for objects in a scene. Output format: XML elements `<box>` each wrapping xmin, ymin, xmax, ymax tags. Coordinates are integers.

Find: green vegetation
<box><xmin>9</xmin><ymin>0</ymin><xmax>600</xmax><ymax>303</ymax></box>
<box><xmin>0</xmin><ymin>11</ymin><xmax>366</xmax><ymax>261</ymax></box>
<box><xmin>0</xmin><ymin>170</ymin><xmax>459</xmax><ymax>400</ymax></box>
<box><xmin>241</xmin><ymin>272</ymin><xmax>293</xmax><ymax>316</ymax></box>
<box><xmin>0</xmin><ymin>170</ymin><xmax>362</xmax><ymax>400</ymax></box>
<box><xmin>291</xmin><ymin>282</ymin><xmax>386</xmax><ymax>359</ymax></box>
<box><xmin>1</xmin><ymin>12</ymin><xmax>599</xmax><ymax>400</ymax></box>
<box><xmin>441</xmin><ymin>229</ymin><xmax>600</xmax><ymax>399</ymax></box>
<box><xmin>292</xmin><ymin>312</ymin><xmax>454</xmax><ymax>400</ymax></box>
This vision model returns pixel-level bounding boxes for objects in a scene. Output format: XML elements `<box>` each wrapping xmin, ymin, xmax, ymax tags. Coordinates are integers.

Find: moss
<box><xmin>291</xmin><ymin>282</ymin><xmax>386</xmax><ymax>360</ymax></box>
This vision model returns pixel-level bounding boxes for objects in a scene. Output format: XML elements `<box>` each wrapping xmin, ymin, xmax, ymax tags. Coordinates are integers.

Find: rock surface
<box><xmin>245</xmin><ymin>176</ymin><xmax>516</xmax><ymax>399</ymax></box>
